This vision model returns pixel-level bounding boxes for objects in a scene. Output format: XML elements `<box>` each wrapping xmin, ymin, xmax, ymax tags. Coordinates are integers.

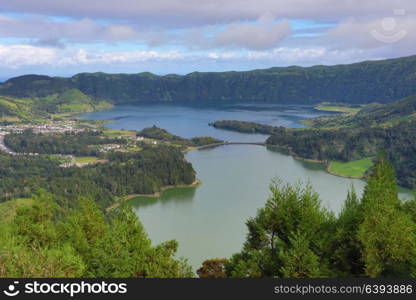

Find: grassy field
<box><xmin>74</xmin><ymin>156</ymin><xmax>99</xmax><ymax>163</ymax></box>
<box><xmin>103</xmin><ymin>129</ymin><xmax>136</xmax><ymax>138</ymax></box>
<box><xmin>328</xmin><ymin>158</ymin><xmax>374</xmax><ymax>178</ymax></box>
<box><xmin>315</xmin><ymin>104</ymin><xmax>360</xmax><ymax>114</ymax></box>
<box><xmin>125</xmin><ymin>146</ymin><xmax>142</xmax><ymax>152</ymax></box>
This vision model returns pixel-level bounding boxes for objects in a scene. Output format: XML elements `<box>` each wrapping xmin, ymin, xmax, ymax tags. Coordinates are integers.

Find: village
<box><xmin>0</xmin><ymin>120</ymin><xmax>154</xmax><ymax>167</ymax></box>
<box><xmin>0</xmin><ymin>120</ymin><xmax>94</xmax><ymax>157</ymax></box>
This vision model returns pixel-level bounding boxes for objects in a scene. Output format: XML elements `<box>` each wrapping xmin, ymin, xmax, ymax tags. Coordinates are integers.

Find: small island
<box><xmin>209</xmin><ymin>120</ymin><xmax>277</xmax><ymax>135</ymax></box>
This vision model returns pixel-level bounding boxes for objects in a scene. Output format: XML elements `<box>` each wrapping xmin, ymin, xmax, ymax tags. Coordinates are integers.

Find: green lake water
<box><xmin>81</xmin><ymin>103</ymin><xmax>413</xmax><ymax>270</ymax></box>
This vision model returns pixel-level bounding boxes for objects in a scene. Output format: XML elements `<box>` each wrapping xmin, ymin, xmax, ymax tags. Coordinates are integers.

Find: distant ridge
<box><xmin>1</xmin><ymin>55</ymin><xmax>416</xmax><ymax>104</ymax></box>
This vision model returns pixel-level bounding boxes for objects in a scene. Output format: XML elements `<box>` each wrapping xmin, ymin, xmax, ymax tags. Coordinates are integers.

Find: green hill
<box><xmin>309</xmin><ymin>93</ymin><xmax>416</xmax><ymax>128</ymax></box>
<box><xmin>0</xmin><ymin>74</ymin><xmax>72</xmax><ymax>98</ymax></box>
<box><xmin>0</xmin><ymin>89</ymin><xmax>112</xmax><ymax>123</ymax></box>
<box><xmin>264</xmin><ymin>94</ymin><xmax>416</xmax><ymax>188</ymax></box>
<box><xmin>2</xmin><ymin>55</ymin><xmax>416</xmax><ymax>104</ymax></box>
<box><xmin>0</xmin><ymin>96</ymin><xmax>48</xmax><ymax>122</ymax></box>
<box><xmin>40</xmin><ymin>89</ymin><xmax>113</xmax><ymax>114</ymax></box>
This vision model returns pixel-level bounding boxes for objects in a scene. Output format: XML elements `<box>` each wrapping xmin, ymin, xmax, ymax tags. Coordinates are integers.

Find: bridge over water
<box><xmin>195</xmin><ymin>142</ymin><xmax>266</xmax><ymax>150</ymax></box>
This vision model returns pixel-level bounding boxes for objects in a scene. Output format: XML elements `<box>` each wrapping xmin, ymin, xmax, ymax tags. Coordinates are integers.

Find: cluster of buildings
<box><xmin>0</xmin><ymin>121</ymin><xmax>154</xmax><ymax>168</ymax></box>
<box><xmin>0</xmin><ymin>121</ymin><xmax>95</xmax><ymax>156</ymax></box>
<box><xmin>0</xmin><ymin>132</ymin><xmax>18</xmax><ymax>155</ymax></box>
<box><xmin>0</xmin><ymin>120</ymin><xmax>91</xmax><ymax>135</ymax></box>
<box><xmin>99</xmin><ymin>144</ymin><xmax>121</xmax><ymax>152</ymax></box>
<box><xmin>59</xmin><ymin>161</ymin><xmax>92</xmax><ymax>168</ymax></box>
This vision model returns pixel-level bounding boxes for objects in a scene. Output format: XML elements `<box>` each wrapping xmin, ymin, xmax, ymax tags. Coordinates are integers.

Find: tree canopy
<box><xmin>223</xmin><ymin>157</ymin><xmax>416</xmax><ymax>278</ymax></box>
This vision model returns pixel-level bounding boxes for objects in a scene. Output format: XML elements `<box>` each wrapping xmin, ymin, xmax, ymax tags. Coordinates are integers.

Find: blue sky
<box><xmin>0</xmin><ymin>0</ymin><xmax>415</xmax><ymax>79</ymax></box>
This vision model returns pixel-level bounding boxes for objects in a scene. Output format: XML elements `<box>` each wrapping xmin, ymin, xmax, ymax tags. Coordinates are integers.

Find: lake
<box><xmin>81</xmin><ymin>102</ymin><xmax>333</xmax><ymax>142</ymax></box>
<box><xmin>81</xmin><ymin>103</ymin><xmax>412</xmax><ymax>270</ymax></box>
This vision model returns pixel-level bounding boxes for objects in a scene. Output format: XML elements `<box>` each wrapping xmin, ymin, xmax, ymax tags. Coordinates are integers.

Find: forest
<box><xmin>209</xmin><ymin>120</ymin><xmax>276</xmax><ymax>135</ymax></box>
<box><xmin>0</xmin><ymin>146</ymin><xmax>196</xmax><ymax>207</ymax></box>
<box><xmin>4</xmin><ymin>130</ymin><xmax>126</xmax><ymax>156</ymax></box>
<box><xmin>265</xmin><ymin>124</ymin><xmax>416</xmax><ymax>189</ymax></box>
<box><xmin>0</xmin><ymin>194</ymin><xmax>192</xmax><ymax>277</ymax></box>
<box><xmin>138</xmin><ymin>126</ymin><xmax>223</xmax><ymax>147</ymax></box>
<box><xmin>0</xmin><ymin>138</ymin><xmax>199</xmax><ymax>277</ymax></box>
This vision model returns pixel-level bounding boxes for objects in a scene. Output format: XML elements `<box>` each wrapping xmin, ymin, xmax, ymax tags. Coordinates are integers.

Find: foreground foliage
<box><xmin>223</xmin><ymin>156</ymin><xmax>416</xmax><ymax>277</ymax></box>
<box><xmin>0</xmin><ymin>193</ymin><xmax>192</xmax><ymax>277</ymax></box>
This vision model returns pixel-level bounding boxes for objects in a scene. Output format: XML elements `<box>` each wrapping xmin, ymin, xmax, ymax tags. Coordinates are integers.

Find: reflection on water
<box><xmin>129</xmin><ymin>187</ymin><xmax>197</xmax><ymax>209</ymax></box>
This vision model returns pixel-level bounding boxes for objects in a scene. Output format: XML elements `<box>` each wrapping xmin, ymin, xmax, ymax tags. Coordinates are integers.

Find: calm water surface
<box><xmin>82</xmin><ymin>103</ymin><xmax>412</xmax><ymax>270</ymax></box>
<box><xmin>81</xmin><ymin>103</ymin><xmax>332</xmax><ymax>143</ymax></box>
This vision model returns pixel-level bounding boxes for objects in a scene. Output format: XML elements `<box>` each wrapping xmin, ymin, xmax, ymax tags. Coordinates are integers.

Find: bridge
<box><xmin>194</xmin><ymin>142</ymin><xmax>265</xmax><ymax>150</ymax></box>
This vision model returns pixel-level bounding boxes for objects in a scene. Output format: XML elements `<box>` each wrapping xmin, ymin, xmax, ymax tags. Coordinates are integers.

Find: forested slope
<box><xmin>2</xmin><ymin>55</ymin><xmax>416</xmax><ymax>104</ymax></box>
<box><xmin>0</xmin><ymin>146</ymin><xmax>196</xmax><ymax>206</ymax></box>
<box><xmin>212</xmin><ymin>94</ymin><xmax>416</xmax><ymax>189</ymax></box>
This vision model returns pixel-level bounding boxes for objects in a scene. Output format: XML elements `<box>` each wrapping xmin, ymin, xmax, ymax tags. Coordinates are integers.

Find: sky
<box><xmin>0</xmin><ymin>0</ymin><xmax>415</xmax><ymax>79</ymax></box>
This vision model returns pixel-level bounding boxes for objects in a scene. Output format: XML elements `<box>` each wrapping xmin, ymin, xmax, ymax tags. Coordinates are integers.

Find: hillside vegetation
<box><xmin>266</xmin><ymin>96</ymin><xmax>416</xmax><ymax>188</ymax></box>
<box><xmin>0</xmin><ymin>146</ymin><xmax>196</xmax><ymax>205</ymax></box>
<box><xmin>138</xmin><ymin>126</ymin><xmax>223</xmax><ymax>147</ymax></box>
<box><xmin>2</xmin><ymin>55</ymin><xmax>416</xmax><ymax>104</ymax></box>
<box><xmin>0</xmin><ymin>193</ymin><xmax>192</xmax><ymax>277</ymax></box>
<box><xmin>0</xmin><ymin>91</ymin><xmax>112</xmax><ymax>124</ymax></box>
<box><xmin>308</xmin><ymin>93</ymin><xmax>416</xmax><ymax>128</ymax></box>
<box><xmin>0</xmin><ymin>96</ymin><xmax>48</xmax><ymax>122</ymax></box>
<box><xmin>213</xmin><ymin>94</ymin><xmax>416</xmax><ymax>189</ymax></box>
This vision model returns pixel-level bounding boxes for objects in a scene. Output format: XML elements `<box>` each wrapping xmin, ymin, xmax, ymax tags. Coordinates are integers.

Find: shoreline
<box><xmin>125</xmin><ymin>179</ymin><xmax>202</xmax><ymax>199</ymax></box>
<box><xmin>189</xmin><ymin>142</ymin><xmax>366</xmax><ymax>180</ymax></box>
<box><xmin>267</xmin><ymin>145</ymin><xmax>368</xmax><ymax>179</ymax></box>
<box><xmin>80</xmin><ymin>104</ymin><xmax>366</xmax><ymax>184</ymax></box>
<box><xmin>325</xmin><ymin>162</ymin><xmax>365</xmax><ymax>180</ymax></box>
<box><xmin>106</xmin><ymin>179</ymin><xmax>202</xmax><ymax>212</ymax></box>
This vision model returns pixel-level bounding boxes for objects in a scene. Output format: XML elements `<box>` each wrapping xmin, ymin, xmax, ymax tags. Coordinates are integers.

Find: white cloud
<box><xmin>205</xmin><ymin>47</ymin><xmax>383</xmax><ymax>67</ymax></box>
<box><xmin>1</xmin><ymin>0</ymin><xmax>415</xmax><ymax>27</ymax></box>
<box><xmin>0</xmin><ymin>43</ymin><xmax>392</xmax><ymax>70</ymax></box>
<box><xmin>0</xmin><ymin>14</ymin><xmax>292</xmax><ymax>50</ymax></box>
<box><xmin>1</xmin><ymin>1</ymin><xmax>415</xmax><ymax>52</ymax></box>
<box><xmin>212</xmin><ymin>19</ymin><xmax>291</xmax><ymax>50</ymax></box>
<box><xmin>0</xmin><ymin>0</ymin><xmax>415</xmax><ymax>75</ymax></box>
<box><xmin>321</xmin><ymin>16</ymin><xmax>416</xmax><ymax>51</ymax></box>
<box><xmin>0</xmin><ymin>16</ymin><xmax>142</xmax><ymax>44</ymax></box>
<box><xmin>0</xmin><ymin>44</ymin><xmax>183</xmax><ymax>68</ymax></box>
<box><xmin>0</xmin><ymin>44</ymin><xmax>57</xmax><ymax>68</ymax></box>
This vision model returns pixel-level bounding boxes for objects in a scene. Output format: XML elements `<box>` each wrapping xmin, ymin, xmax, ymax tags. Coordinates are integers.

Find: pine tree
<box><xmin>279</xmin><ymin>231</ymin><xmax>322</xmax><ymax>278</ymax></box>
<box><xmin>330</xmin><ymin>187</ymin><xmax>365</xmax><ymax>276</ymax></box>
<box><xmin>357</xmin><ymin>155</ymin><xmax>416</xmax><ymax>277</ymax></box>
<box><xmin>226</xmin><ymin>180</ymin><xmax>331</xmax><ymax>277</ymax></box>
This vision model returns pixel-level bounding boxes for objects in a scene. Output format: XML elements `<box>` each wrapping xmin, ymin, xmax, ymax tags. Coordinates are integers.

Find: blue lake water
<box><xmin>81</xmin><ymin>103</ymin><xmax>332</xmax><ymax>143</ymax></box>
